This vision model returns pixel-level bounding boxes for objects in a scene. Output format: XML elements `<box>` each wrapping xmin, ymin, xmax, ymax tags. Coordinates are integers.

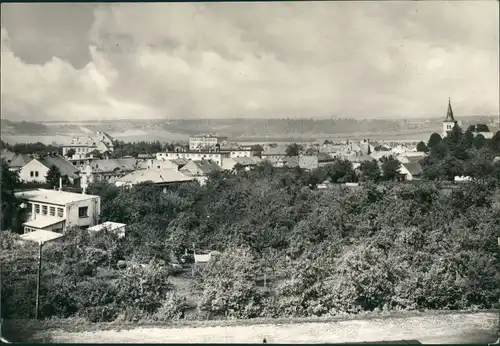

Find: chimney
<box><xmin>59</xmin><ymin>177</ymin><xmax>62</xmax><ymax>191</ymax></box>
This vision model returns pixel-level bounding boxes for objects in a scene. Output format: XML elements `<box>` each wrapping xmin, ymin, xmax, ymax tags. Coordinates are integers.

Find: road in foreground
<box><xmin>37</xmin><ymin>312</ymin><xmax>498</xmax><ymax>344</ymax></box>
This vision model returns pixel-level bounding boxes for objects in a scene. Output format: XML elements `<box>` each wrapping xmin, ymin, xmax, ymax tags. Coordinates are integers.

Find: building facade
<box><xmin>157</xmin><ymin>151</ymin><xmax>231</xmax><ymax>166</ymax></box>
<box><xmin>15</xmin><ymin>189</ymin><xmax>101</xmax><ymax>234</ymax></box>
<box><xmin>188</xmin><ymin>135</ymin><xmax>228</xmax><ymax>150</ymax></box>
<box><xmin>62</xmin><ymin>132</ymin><xmax>115</xmax><ymax>159</ymax></box>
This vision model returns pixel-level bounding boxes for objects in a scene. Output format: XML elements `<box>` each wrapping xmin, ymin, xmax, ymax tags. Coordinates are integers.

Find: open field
<box><xmin>6</xmin><ymin>311</ymin><xmax>498</xmax><ymax>344</ymax></box>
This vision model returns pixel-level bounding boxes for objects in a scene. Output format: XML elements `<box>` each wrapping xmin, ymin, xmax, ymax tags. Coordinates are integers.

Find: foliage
<box><xmin>285</xmin><ymin>143</ymin><xmax>302</xmax><ymax>157</ymax></box>
<box><xmin>416</xmin><ymin>141</ymin><xmax>429</xmax><ymax>153</ymax></box>
<box><xmin>198</xmin><ymin>247</ymin><xmax>264</xmax><ymax>319</ymax></box>
<box><xmin>46</xmin><ymin>165</ymin><xmax>62</xmax><ymax>188</ymax></box>
<box><xmin>359</xmin><ymin>160</ymin><xmax>381</xmax><ymax>182</ymax></box>
<box><xmin>65</xmin><ymin>148</ymin><xmax>76</xmax><ymax>158</ymax></box>
<box><xmin>3</xmin><ymin>136</ymin><xmax>500</xmax><ymax>323</ymax></box>
<box><xmin>427</xmin><ymin>133</ymin><xmax>442</xmax><ymax>148</ymax></box>
<box><xmin>380</xmin><ymin>156</ymin><xmax>402</xmax><ymax>181</ymax></box>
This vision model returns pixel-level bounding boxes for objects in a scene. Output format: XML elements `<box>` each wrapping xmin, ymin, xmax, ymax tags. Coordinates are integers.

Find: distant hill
<box><xmin>2</xmin><ymin>116</ymin><xmax>498</xmax><ymax>144</ymax></box>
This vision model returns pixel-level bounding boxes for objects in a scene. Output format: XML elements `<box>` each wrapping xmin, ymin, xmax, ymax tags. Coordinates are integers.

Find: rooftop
<box><xmin>38</xmin><ymin>155</ymin><xmax>80</xmax><ymax>178</ymax></box>
<box><xmin>89</xmin><ymin>158</ymin><xmax>137</xmax><ymax>173</ymax></box>
<box><xmin>20</xmin><ymin>229</ymin><xmax>64</xmax><ymax>244</ymax></box>
<box><xmin>15</xmin><ymin>189</ymin><xmax>99</xmax><ymax>205</ymax></box>
<box><xmin>117</xmin><ymin>168</ymin><xmax>196</xmax><ymax>185</ymax></box>
<box><xmin>24</xmin><ymin>215</ymin><xmax>65</xmax><ymax>229</ymax></box>
<box><xmin>88</xmin><ymin>221</ymin><xmax>126</xmax><ymax>232</ymax></box>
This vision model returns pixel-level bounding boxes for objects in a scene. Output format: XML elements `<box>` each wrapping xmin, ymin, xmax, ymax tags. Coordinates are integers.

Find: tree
<box><xmin>65</xmin><ymin>149</ymin><xmax>76</xmax><ymax>158</ymax></box>
<box><xmin>380</xmin><ymin>156</ymin><xmax>401</xmax><ymax>181</ymax></box>
<box><xmin>416</xmin><ymin>141</ymin><xmax>429</xmax><ymax>153</ymax></box>
<box><xmin>198</xmin><ymin>247</ymin><xmax>263</xmax><ymax>319</ymax></box>
<box><xmin>286</xmin><ymin>143</ymin><xmax>301</xmax><ymax>157</ymax></box>
<box><xmin>86</xmin><ymin>149</ymin><xmax>103</xmax><ymax>159</ymax></box>
<box><xmin>359</xmin><ymin>160</ymin><xmax>381</xmax><ymax>182</ymax></box>
<box><xmin>462</xmin><ymin>130</ymin><xmax>474</xmax><ymax>149</ymax></box>
<box><xmin>325</xmin><ymin>159</ymin><xmax>356</xmax><ymax>183</ymax></box>
<box><xmin>46</xmin><ymin>165</ymin><xmax>62</xmax><ymax>188</ymax></box>
<box><xmin>473</xmin><ymin>134</ymin><xmax>486</xmax><ymax>150</ymax></box>
<box><xmin>444</xmin><ymin>123</ymin><xmax>463</xmax><ymax>150</ymax></box>
<box><xmin>1</xmin><ymin>160</ymin><xmax>19</xmax><ymax>231</ymax></box>
<box><xmin>427</xmin><ymin>133</ymin><xmax>442</xmax><ymax>148</ymax></box>
<box><xmin>475</xmin><ymin>124</ymin><xmax>490</xmax><ymax>132</ymax></box>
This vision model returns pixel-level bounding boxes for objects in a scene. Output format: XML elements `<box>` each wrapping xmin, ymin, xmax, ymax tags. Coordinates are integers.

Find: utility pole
<box><xmin>35</xmin><ymin>241</ymin><xmax>43</xmax><ymax>320</ymax></box>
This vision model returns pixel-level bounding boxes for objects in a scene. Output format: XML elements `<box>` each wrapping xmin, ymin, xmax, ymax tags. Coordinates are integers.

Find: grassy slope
<box><xmin>4</xmin><ymin>310</ymin><xmax>498</xmax><ymax>343</ymax></box>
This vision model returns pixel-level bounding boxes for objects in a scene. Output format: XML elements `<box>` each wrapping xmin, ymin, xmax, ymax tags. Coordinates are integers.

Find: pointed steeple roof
<box><xmin>444</xmin><ymin>98</ymin><xmax>455</xmax><ymax>122</ymax></box>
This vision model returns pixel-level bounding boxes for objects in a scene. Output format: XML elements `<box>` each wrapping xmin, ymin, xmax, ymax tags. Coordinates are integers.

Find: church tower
<box><xmin>442</xmin><ymin>98</ymin><xmax>457</xmax><ymax>138</ymax></box>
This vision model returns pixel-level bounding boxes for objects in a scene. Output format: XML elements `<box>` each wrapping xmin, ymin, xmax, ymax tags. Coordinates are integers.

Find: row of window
<box><xmin>30</xmin><ymin>203</ymin><xmax>64</xmax><ymax>217</ymax></box>
<box><xmin>29</xmin><ymin>203</ymin><xmax>89</xmax><ymax>218</ymax></box>
<box><xmin>30</xmin><ymin>171</ymin><xmax>40</xmax><ymax>177</ymax></box>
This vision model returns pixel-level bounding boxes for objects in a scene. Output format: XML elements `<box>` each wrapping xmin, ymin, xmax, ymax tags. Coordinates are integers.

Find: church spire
<box><xmin>445</xmin><ymin>97</ymin><xmax>455</xmax><ymax>122</ymax></box>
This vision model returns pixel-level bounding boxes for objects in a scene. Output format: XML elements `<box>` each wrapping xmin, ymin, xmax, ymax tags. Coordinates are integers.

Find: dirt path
<box><xmin>40</xmin><ymin>312</ymin><xmax>498</xmax><ymax>344</ymax></box>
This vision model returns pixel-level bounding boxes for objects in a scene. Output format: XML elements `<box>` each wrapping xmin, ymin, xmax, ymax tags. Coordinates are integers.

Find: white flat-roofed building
<box><xmin>189</xmin><ymin>135</ymin><xmax>228</xmax><ymax>150</ymax></box>
<box><xmin>88</xmin><ymin>221</ymin><xmax>126</xmax><ymax>238</ymax></box>
<box><xmin>15</xmin><ymin>189</ymin><xmax>101</xmax><ymax>234</ymax></box>
<box><xmin>156</xmin><ymin>151</ymin><xmax>230</xmax><ymax>166</ymax></box>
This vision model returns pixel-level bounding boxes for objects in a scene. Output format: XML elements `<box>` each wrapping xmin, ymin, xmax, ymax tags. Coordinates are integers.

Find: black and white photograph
<box><xmin>1</xmin><ymin>1</ymin><xmax>499</xmax><ymax>344</ymax></box>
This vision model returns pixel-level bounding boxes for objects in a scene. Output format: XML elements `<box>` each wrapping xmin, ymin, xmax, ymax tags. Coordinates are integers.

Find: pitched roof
<box><xmin>170</xmin><ymin>158</ymin><xmax>189</xmax><ymax>166</ymax></box>
<box><xmin>402</xmin><ymin>162</ymin><xmax>423</xmax><ymax>176</ymax></box>
<box><xmin>38</xmin><ymin>155</ymin><xmax>80</xmax><ymax>178</ymax></box>
<box><xmin>317</xmin><ymin>152</ymin><xmax>334</xmax><ymax>162</ymax></box>
<box><xmin>8</xmin><ymin>153</ymin><xmax>33</xmax><ymax>168</ymax></box>
<box><xmin>89</xmin><ymin>158</ymin><xmax>137</xmax><ymax>173</ymax></box>
<box><xmin>181</xmin><ymin>160</ymin><xmax>223</xmax><ymax>175</ymax></box>
<box><xmin>285</xmin><ymin>156</ymin><xmax>300</xmax><ymax>168</ymax></box>
<box><xmin>1</xmin><ymin>149</ymin><xmax>16</xmax><ymax>162</ymax></box>
<box><xmin>299</xmin><ymin>155</ymin><xmax>319</xmax><ymax>170</ymax></box>
<box><xmin>444</xmin><ymin>98</ymin><xmax>455</xmax><ymax>122</ymax></box>
<box><xmin>347</xmin><ymin>155</ymin><xmax>374</xmax><ymax>163</ymax></box>
<box><xmin>232</xmin><ymin>156</ymin><xmax>262</xmax><ymax>166</ymax></box>
<box><xmin>117</xmin><ymin>168</ymin><xmax>195</xmax><ymax>185</ymax></box>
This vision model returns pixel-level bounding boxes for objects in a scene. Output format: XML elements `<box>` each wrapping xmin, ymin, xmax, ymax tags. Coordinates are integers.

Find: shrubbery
<box><xmin>2</xmin><ymin>130</ymin><xmax>500</xmax><ymax>322</ymax></box>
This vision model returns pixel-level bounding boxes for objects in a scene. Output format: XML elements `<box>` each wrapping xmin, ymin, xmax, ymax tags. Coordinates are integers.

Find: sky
<box><xmin>1</xmin><ymin>2</ymin><xmax>499</xmax><ymax>121</ymax></box>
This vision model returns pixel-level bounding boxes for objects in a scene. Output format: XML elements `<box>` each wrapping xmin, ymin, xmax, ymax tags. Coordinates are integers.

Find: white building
<box><xmin>442</xmin><ymin>98</ymin><xmax>460</xmax><ymax>138</ymax></box>
<box><xmin>157</xmin><ymin>151</ymin><xmax>230</xmax><ymax>166</ymax></box>
<box><xmin>61</xmin><ymin>132</ymin><xmax>115</xmax><ymax>159</ymax></box>
<box><xmin>188</xmin><ymin>135</ymin><xmax>228</xmax><ymax>150</ymax></box>
<box><xmin>19</xmin><ymin>154</ymin><xmax>80</xmax><ymax>185</ymax></box>
<box><xmin>88</xmin><ymin>221</ymin><xmax>126</xmax><ymax>238</ymax></box>
<box><xmin>15</xmin><ymin>188</ymin><xmax>101</xmax><ymax>234</ymax></box>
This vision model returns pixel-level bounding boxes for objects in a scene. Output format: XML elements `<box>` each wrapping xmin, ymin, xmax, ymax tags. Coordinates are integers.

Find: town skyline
<box><xmin>1</xmin><ymin>2</ymin><xmax>499</xmax><ymax>122</ymax></box>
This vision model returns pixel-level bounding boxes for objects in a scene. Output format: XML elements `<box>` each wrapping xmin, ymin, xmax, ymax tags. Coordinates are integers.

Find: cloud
<box><xmin>1</xmin><ymin>2</ymin><xmax>498</xmax><ymax>121</ymax></box>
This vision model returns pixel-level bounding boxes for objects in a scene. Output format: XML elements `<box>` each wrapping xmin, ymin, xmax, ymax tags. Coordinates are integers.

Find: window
<box><xmin>35</xmin><ymin>204</ymin><xmax>40</xmax><ymax>214</ymax></box>
<box><xmin>78</xmin><ymin>206</ymin><xmax>89</xmax><ymax>218</ymax></box>
<box><xmin>49</xmin><ymin>206</ymin><xmax>55</xmax><ymax>216</ymax></box>
<box><xmin>30</xmin><ymin>171</ymin><xmax>34</xmax><ymax>177</ymax></box>
<box><xmin>35</xmin><ymin>171</ymin><xmax>39</xmax><ymax>177</ymax></box>
<box><xmin>42</xmin><ymin>205</ymin><xmax>48</xmax><ymax>215</ymax></box>
<box><xmin>28</xmin><ymin>203</ymin><xmax>33</xmax><ymax>213</ymax></box>
<box><xmin>57</xmin><ymin>208</ymin><xmax>64</xmax><ymax>217</ymax></box>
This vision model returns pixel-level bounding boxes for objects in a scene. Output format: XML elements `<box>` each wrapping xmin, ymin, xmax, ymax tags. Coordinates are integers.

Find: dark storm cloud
<box><xmin>1</xmin><ymin>1</ymin><xmax>498</xmax><ymax>121</ymax></box>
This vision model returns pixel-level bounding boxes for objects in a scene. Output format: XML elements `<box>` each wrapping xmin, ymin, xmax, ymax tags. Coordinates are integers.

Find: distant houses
<box><xmin>115</xmin><ymin>168</ymin><xmax>196</xmax><ymax>187</ymax></box>
<box><xmin>81</xmin><ymin>158</ymin><xmax>138</xmax><ymax>189</ymax></box>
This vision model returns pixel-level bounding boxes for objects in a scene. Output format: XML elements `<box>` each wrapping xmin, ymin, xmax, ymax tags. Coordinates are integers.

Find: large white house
<box><xmin>19</xmin><ymin>154</ymin><xmax>80</xmax><ymax>185</ymax></box>
<box><xmin>15</xmin><ymin>188</ymin><xmax>101</xmax><ymax>234</ymax></box>
<box><xmin>61</xmin><ymin>132</ymin><xmax>115</xmax><ymax>159</ymax></box>
<box><xmin>188</xmin><ymin>135</ymin><xmax>228</xmax><ymax>150</ymax></box>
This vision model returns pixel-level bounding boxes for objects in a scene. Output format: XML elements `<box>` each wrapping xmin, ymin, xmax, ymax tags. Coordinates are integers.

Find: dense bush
<box><xmin>2</xmin><ymin>132</ymin><xmax>500</xmax><ymax>322</ymax></box>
